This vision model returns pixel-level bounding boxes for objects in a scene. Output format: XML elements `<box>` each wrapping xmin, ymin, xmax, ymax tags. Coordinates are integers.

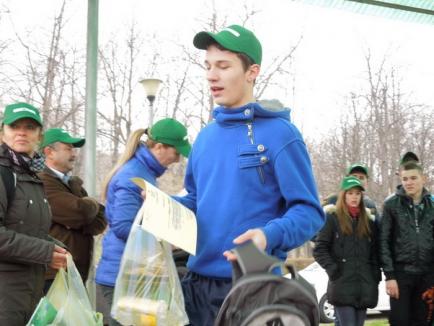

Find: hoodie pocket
<box><xmin>238</xmin><ymin>144</ymin><xmax>269</xmax><ymax>184</ymax></box>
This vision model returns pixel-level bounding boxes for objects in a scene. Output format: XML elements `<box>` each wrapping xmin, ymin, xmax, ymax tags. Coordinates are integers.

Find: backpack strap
<box><xmin>0</xmin><ymin>165</ymin><xmax>16</xmax><ymax>210</ymax></box>
<box><xmin>231</xmin><ymin>240</ymin><xmax>286</xmax><ymax>281</ymax></box>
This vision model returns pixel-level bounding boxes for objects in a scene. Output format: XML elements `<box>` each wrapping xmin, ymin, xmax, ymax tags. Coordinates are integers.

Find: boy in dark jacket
<box><xmin>380</xmin><ymin>161</ymin><xmax>434</xmax><ymax>326</ymax></box>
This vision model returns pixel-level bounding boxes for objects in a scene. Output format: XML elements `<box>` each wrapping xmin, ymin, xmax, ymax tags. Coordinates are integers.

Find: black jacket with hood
<box><xmin>379</xmin><ymin>186</ymin><xmax>434</xmax><ymax>280</ymax></box>
<box><xmin>314</xmin><ymin>205</ymin><xmax>380</xmax><ymax>308</ymax></box>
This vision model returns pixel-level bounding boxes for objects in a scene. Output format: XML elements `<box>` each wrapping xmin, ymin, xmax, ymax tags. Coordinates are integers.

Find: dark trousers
<box><xmin>43</xmin><ymin>279</ymin><xmax>54</xmax><ymax>295</ymax></box>
<box><xmin>96</xmin><ymin>284</ymin><xmax>123</xmax><ymax>326</ymax></box>
<box><xmin>181</xmin><ymin>271</ymin><xmax>232</xmax><ymax>326</ymax></box>
<box><xmin>389</xmin><ymin>272</ymin><xmax>433</xmax><ymax>326</ymax></box>
<box><xmin>334</xmin><ymin>306</ymin><xmax>366</xmax><ymax>326</ymax></box>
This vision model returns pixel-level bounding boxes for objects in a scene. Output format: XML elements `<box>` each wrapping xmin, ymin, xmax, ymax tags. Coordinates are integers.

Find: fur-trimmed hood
<box><xmin>323</xmin><ymin>204</ymin><xmax>375</xmax><ymax>221</ymax></box>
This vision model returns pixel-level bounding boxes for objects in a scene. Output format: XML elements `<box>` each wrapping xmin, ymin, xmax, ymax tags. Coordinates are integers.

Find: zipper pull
<box><xmin>246</xmin><ymin>122</ymin><xmax>253</xmax><ymax>144</ymax></box>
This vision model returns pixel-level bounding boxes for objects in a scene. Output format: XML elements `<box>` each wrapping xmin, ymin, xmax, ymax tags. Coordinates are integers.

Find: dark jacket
<box><xmin>0</xmin><ymin>146</ymin><xmax>55</xmax><ymax>324</ymax></box>
<box><xmin>379</xmin><ymin>186</ymin><xmax>434</xmax><ymax>280</ymax></box>
<box><xmin>38</xmin><ymin>167</ymin><xmax>107</xmax><ymax>281</ymax></box>
<box><xmin>313</xmin><ymin>205</ymin><xmax>380</xmax><ymax>308</ymax></box>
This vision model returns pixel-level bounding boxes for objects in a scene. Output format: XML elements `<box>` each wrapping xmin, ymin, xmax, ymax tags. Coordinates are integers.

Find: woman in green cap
<box><xmin>313</xmin><ymin>176</ymin><xmax>381</xmax><ymax>326</ymax></box>
<box><xmin>0</xmin><ymin>102</ymin><xmax>68</xmax><ymax>324</ymax></box>
<box><xmin>95</xmin><ymin>118</ymin><xmax>191</xmax><ymax>326</ymax></box>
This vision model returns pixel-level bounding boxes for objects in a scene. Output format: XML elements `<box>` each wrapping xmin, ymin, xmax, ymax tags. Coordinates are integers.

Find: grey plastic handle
<box><xmin>231</xmin><ymin>240</ymin><xmax>296</xmax><ymax>281</ymax></box>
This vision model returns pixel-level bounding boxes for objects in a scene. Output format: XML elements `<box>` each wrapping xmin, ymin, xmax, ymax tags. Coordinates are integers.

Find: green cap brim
<box><xmin>3</xmin><ymin>112</ymin><xmax>42</xmax><ymax>126</ymax></box>
<box><xmin>344</xmin><ymin>184</ymin><xmax>365</xmax><ymax>192</ymax></box>
<box><xmin>175</xmin><ymin>141</ymin><xmax>191</xmax><ymax>158</ymax></box>
<box><xmin>193</xmin><ymin>31</ymin><xmax>258</xmax><ymax>64</ymax></box>
<box><xmin>193</xmin><ymin>31</ymin><xmax>216</xmax><ymax>50</ymax></box>
<box><xmin>41</xmin><ymin>137</ymin><xmax>85</xmax><ymax>148</ymax></box>
<box><xmin>67</xmin><ymin>138</ymin><xmax>85</xmax><ymax>148</ymax></box>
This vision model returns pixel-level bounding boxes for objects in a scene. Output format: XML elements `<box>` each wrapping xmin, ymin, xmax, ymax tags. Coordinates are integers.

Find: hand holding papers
<box><xmin>131</xmin><ymin>177</ymin><xmax>197</xmax><ymax>255</ymax></box>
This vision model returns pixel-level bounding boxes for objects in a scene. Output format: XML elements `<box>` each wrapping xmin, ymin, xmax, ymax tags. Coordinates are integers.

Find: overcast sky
<box><xmin>2</xmin><ymin>0</ymin><xmax>434</xmax><ymax>139</ymax></box>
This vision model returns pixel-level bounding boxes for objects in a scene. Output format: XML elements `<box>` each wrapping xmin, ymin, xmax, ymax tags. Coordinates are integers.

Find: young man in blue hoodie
<box><xmin>175</xmin><ymin>24</ymin><xmax>325</xmax><ymax>325</ymax></box>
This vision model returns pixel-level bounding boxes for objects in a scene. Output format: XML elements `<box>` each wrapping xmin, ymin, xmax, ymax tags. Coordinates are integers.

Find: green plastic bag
<box><xmin>27</xmin><ymin>297</ymin><xmax>57</xmax><ymax>326</ymax></box>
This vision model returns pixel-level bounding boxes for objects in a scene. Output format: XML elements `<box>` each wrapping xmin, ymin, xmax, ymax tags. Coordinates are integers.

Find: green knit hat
<box><xmin>193</xmin><ymin>24</ymin><xmax>262</xmax><ymax>65</ymax></box>
<box><xmin>3</xmin><ymin>102</ymin><xmax>42</xmax><ymax>126</ymax></box>
<box><xmin>340</xmin><ymin>176</ymin><xmax>365</xmax><ymax>191</ymax></box>
<box><xmin>148</xmin><ymin>118</ymin><xmax>191</xmax><ymax>158</ymax></box>
<box><xmin>41</xmin><ymin>128</ymin><xmax>85</xmax><ymax>148</ymax></box>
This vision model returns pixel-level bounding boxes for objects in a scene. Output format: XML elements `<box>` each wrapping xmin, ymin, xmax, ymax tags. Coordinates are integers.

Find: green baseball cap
<box><xmin>148</xmin><ymin>118</ymin><xmax>191</xmax><ymax>158</ymax></box>
<box><xmin>41</xmin><ymin>128</ymin><xmax>85</xmax><ymax>148</ymax></box>
<box><xmin>399</xmin><ymin>151</ymin><xmax>419</xmax><ymax>165</ymax></box>
<box><xmin>346</xmin><ymin>163</ymin><xmax>368</xmax><ymax>177</ymax></box>
<box><xmin>340</xmin><ymin>176</ymin><xmax>365</xmax><ymax>191</ymax></box>
<box><xmin>193</xmin><ymin>24</ymin><xmax>262</xmax><ymax>65</ymax></box>
<box><xmin>3</xmin><ymin>102</ymin><xmax>42</xmax><ymax>126</ymax></box>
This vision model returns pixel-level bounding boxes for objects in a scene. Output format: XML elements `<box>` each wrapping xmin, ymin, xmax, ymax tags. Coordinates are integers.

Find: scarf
<box><xmin>0</xmin><ymin>143</ymin><xmax>45</xmax><ymax>176</ymax></box>
<box><xmin>348</xmin><ymin>206</ymin><xmax>360</xmax><ymax>219</ymax></box>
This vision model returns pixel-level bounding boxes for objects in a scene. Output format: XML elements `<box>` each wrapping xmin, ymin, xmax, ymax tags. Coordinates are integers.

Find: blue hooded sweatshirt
<box><xmin>96</xmin><ymin>145</ymin><xmax>166</xmax><ymax>287</ymax></box>
<box><xmin>174</xmin><ymin>102</ymin><xmax>325</xmax><ymax>278</ymax></box>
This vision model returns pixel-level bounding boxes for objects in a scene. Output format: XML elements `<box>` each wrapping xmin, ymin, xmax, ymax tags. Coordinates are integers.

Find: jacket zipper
<box><xmin>246</xmin><ymin>122</ymin><xmax>265</xmax><ymax>184</ymax></box>
<box><xmin>412</xmin><ymin>204</ymin><xmax>420</xmax><ymax>233</ymax></box>
<box><xmin>409</xmin><ymin>204</ymin><xmax>421</xmax><ymax>266</ymax></box>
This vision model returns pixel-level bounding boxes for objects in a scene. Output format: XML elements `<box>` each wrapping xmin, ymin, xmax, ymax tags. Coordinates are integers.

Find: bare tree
<box><xmin>5</xmin><ymin>0</ymin><xmax>86</xmax><ymax>133</ymax></box>
<box><xmin>310</xmin><ymin>52</ymin><xmax>434</xmax><ymax>205</ymax></box>
<box><xmin>0</xmin><ymin>39</ymin><xmax>11</xmax><ymax>100</ymax></box>
<box><xmin>0</xmin><ymin>5</ymin><xmax>11</xmax><ymax>100</ymax></box>
<box><xmin>98</xmin><ymin>22</ymin><xmax>144</xmax><ymax>163</ymax></box>
<box><xmin>1</xmin><ymin>1</ymin><xmax>88</xmax><ymax>174</ymax></box>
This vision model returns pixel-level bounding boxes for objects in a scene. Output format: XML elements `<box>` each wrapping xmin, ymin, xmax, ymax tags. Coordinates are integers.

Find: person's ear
<box><xmin>247</xmin><ymin>64</ymin><xmax>260</xmax><ymax>82</ymax></box>
<box><xmin>42</xmin><ymin>146</ymin><xmax>50</xmax><ymax>157</ymax></box>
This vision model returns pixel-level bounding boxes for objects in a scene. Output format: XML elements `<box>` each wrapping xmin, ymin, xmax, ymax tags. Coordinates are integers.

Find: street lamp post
<box><xmin>140</xmin><ymin>78</ymin><xmax>162</xmax><ymax>126</ymax></box>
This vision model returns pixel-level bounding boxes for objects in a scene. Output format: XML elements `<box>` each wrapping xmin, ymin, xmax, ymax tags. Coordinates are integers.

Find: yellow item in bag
<box><xmin>137</xmin><ymin>314</ymin><xmax>157</xmax><ymax>326</ymax></box>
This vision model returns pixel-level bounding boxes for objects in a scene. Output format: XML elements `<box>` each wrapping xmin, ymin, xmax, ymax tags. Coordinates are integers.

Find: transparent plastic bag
<box><xmin>111</xmin><ymin>206</ymin><xmax>188</xmax><ymax>326</ymax></box>
<box><xmin>46</xmin><ymin>254</ymin><xmax>103</xmax><ymax>326</ymax></box>
<box><xmin>86</xmin><ymin>233</ymin><xmax>105</xmax><ymax>310</ymax></box>
<box><xmin>27</xmin><ymin>297</ymin><xmax>58</xmax><ymax>326</ymax></box>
